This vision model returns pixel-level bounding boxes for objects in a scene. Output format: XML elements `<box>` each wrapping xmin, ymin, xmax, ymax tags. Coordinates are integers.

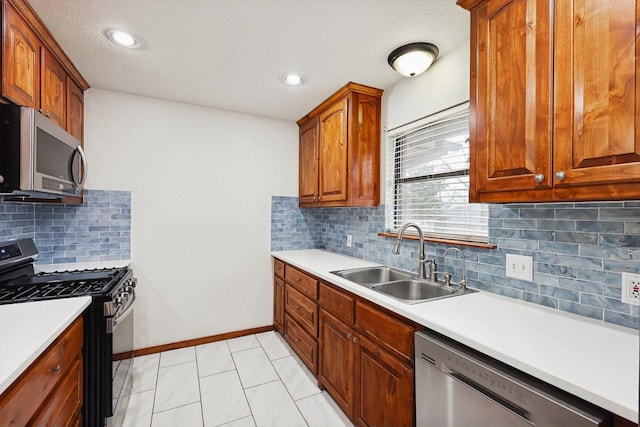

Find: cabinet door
<box><xmin>349</xmin><ymin>93</ymin><xmax>380</xmax><ymax>206</ymax></box>
<box><xmin>66</xmin><ymin>77</ymin><xmax>84</xmax><ymax>141</ymax></box>
<box><xmin>553</xmin><ymin>0</ymin><xmax>640</xmax><ymax>192</ymax></box>
<box><xmin>2</xmin><ymin>2</ymin><xmax>40</xmax><ymax>109</ymax></box>
<box><xmin>299</xmin><ymin>117</ymin><xmax>319</xmax><ymax>205</ymax></box>
<box><xmin>355</xmin><ymin>335</ymin><xmax>414</xmax><ymax>427</ymax></box>
<box><xmin>273</xmin><ymin>277</ymin><xmax>285</xmax><ymax>333</ymax></box>
<box><xmin>318</xmin><ymin>97</ymin><xmax>349</xmax><ymax>203</ymax></box>
<box><xmin>470</xmin><ymin>0</ymin><xmax>553</xmax><ymax>199</ymax></box>
<box><xmin>41</xmin><ymin>47</ymin><xmax>66</xmax><ymax>128</ymax></box>
<box><xmin>319</xmin><ymin>310</ymin><xmax>354</xmax><ymax>419</ymax></box>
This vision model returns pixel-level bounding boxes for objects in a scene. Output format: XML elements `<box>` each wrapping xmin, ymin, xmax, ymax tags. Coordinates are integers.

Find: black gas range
<box><xmin>0</xmin><ymin>238</ymin><xmax>136</xmax><ymax>427</ymax></box>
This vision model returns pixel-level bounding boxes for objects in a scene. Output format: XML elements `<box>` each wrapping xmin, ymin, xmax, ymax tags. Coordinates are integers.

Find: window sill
<box><xmin>378</xmin><ymin>232</ymin><xmax>497</xmax><ymax>249</ymax></box>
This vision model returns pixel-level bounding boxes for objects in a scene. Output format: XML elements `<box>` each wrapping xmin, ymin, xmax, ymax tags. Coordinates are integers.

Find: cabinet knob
<box><xmin>534</xmin><ymin>174</ymin><xmax>545</xmax><ymax>183</ymax></box>
<box><xmin>555</xmin><ymin>171</ymin><xmax>567</xmax><ymax>181</ymax></box>
<box><xmin>346</xmin><ymin>333</ymin><xmax>352</xmax><ymax>339</ymax></box>
<box><xmin>352</xmin><ymin>336</ymin><xmax>358</xmax><ymax>343</ymax></box>
<box><xmin>53</xmin><ymin>364</ymin><xmax>62</xmax><ymax>374</ymax></box>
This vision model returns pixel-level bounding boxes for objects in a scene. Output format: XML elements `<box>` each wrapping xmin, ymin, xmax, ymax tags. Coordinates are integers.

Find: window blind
<box><xmin>385</xmin><ymin>102</ymin><xmax>489</xmax><ymax>242</ymax></box>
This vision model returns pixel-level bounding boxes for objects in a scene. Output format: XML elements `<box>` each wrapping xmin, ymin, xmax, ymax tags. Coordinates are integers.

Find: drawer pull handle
<box><xmin>53</xmin><ymin>364</ymin><xmax>62</xmax><ymax>374</ymax></box>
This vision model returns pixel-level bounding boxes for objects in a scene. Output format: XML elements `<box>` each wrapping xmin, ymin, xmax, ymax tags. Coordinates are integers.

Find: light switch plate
<box><xmin>506</xmin><ymin>254</ymin><xmax>533</xmax><ymax>282</ymax></box>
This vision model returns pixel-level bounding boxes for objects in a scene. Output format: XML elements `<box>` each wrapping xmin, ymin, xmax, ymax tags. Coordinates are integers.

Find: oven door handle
<box><xmin>107</xmin><ymin>292</ymin><xmax>135</xmax><ymax>334</ymax></box>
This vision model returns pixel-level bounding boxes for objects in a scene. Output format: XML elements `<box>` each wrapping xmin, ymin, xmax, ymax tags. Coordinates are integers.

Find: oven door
<box><xmin>109</xmin><ymin>289</ymin><xmax>135</xmax><ymax>420</ymax></box>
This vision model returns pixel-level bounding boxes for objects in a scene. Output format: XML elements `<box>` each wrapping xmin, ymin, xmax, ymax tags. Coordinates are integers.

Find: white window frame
<box><xmin>385</xmin><ymin>102</ymin><xmax>489</xmax><ymax>243</ymax></box>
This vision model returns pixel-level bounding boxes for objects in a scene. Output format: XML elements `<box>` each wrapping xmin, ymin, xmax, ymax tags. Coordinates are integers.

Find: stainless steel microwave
<box><xmin>0</xmin><ymin>104</ymin><xmax>87</xmax><ymax>198</ymax></box>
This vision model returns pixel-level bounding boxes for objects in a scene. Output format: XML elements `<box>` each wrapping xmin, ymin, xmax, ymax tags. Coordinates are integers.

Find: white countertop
<box><xmin>0</xmin><ymin>296</ymin><xmax>92</xmax><ymax>395</ymax></box>
<box><xmin>272</xmin><ymin>249</ymin><xmax>640</xmax><ymax>423</ymax></box>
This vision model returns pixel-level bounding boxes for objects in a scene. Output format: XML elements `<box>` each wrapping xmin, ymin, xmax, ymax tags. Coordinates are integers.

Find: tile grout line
<box><xmin>223</xmin><ymin>337</ymin><xmax>259</xmax><ymax>427</ymax></box>
<box><xmin>193</xmin><ymin>345</ymin><xmax>205</xmax><ymax>427</ymax></box>
<box><xmin>258</xmin><ymin>332</ymin><xmax>311</xmax><ymax>427</ymax></box>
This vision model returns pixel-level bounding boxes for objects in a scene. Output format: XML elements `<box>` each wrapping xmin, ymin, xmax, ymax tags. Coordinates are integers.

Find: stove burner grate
<box><xmin>0</xmin><ymin>268</ymin><xmax>128</xmax><ymax>304</ymax></box>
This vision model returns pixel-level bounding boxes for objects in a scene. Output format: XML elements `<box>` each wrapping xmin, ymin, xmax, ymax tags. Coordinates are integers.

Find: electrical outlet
<box><xmin>621</xmin><ymin>272</ymin><xmax>640</xmax><ymax>306</ymax></box>
<box><xmin>346</xmin><ymin>234</ymin><xmax>353</xmax><ymax>247</ymax></box>
<box><xmin>506</xmin><ymin>254</ymin><xmax>533</xmax><ymax>282</ymax></box>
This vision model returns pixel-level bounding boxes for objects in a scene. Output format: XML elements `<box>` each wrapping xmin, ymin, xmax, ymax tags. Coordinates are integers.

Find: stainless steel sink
<box><xmin>332</xmin><ymin>266</ymin><xmax>476</xmax><ymax>304</ymax></box>
<box><xmin>371</xmin><ymin>279</ymin><xmax>468</xmax><ymax>304</ymax></box>
<box><xmin>331</xmin><ymin>266</ymin><xmax>415</xmax><ymax>286</ymax></box>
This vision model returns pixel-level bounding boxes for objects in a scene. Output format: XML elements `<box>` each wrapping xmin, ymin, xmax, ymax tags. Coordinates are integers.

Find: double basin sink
<box><xmin>331</xmin><ymin>266</ymin><xmax>475</xmax><ymax>304</ymax></box>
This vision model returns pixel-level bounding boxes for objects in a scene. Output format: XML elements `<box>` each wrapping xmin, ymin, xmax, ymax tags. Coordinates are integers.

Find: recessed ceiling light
<box><xmin>105</xmin><ymin>30</ymin><xmax>140</xmax><ymax>48</ymax></box>
<box><xmin>282</xmin><ymin>74</ymin><xmax>304</xmax><ymax>86</ymax></box>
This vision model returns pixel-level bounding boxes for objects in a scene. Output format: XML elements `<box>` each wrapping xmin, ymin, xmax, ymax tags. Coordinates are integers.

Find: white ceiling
<box><xmin>28</xmin><ymin>0</ymin><xmax>470</xmax><ymax>122</ymax></box>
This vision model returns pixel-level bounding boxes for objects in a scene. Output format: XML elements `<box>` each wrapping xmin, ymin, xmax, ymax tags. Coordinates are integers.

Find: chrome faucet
<box><xmin>443</xmin><ymin>247</ymin><xmax>467</xmax><ymax>290</ymax></box>
<box><xmin>392</xmin><ymin>223</ymin><xmax>428</xmax><ymax>279</ymax></box>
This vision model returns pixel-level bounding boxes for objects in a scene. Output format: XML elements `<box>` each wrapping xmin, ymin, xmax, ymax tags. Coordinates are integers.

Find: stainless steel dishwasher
<box><xmin>415</xmin><ymin>330</ymin><xmax>610</xmax><ymax>427</ymax></box>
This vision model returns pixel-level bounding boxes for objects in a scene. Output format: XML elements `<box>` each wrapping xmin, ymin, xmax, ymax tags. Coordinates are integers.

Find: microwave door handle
<box><xmin>75</xmin><ymin>145</ymin><xmax>88</xmax><ymax>187</ymax></box>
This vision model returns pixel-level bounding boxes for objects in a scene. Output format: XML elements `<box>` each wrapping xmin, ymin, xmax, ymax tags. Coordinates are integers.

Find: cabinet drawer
<box><xmin>31</xmin><ymin>358</ymin><xmax>82</xmax><ymax>426</ymax></box>
<box><xmin>319</xmin><ymin>282</ymin><xmax>354</xmax><ymax>324</ymax></box>
<box><xmin>285</xmin><ymin>265</ymin><xmax>318</xmax><ymax>299</ymax></box>
<box><xmin>0</xmin><ymin>317</ymin><xmax>83</xmax><ymax>426</ymax></box>
<box><xmin>355</xmin><ymin>302</ymin><xmax>415</xmax><ymax>360</ymax></box>
<box><xmin>285</xmin><ymin>284</ymin><xmax>319</xmax><ymax>337</ymax></box>
<box><xmin>284</xmin><ymin>314</ymin><xmax>318</xmax><ymax>374</ymax></box>
<box><xmin>274</xmin><ymin>258</ymin><xmax>285</xmax><ymax>279</ymax></box>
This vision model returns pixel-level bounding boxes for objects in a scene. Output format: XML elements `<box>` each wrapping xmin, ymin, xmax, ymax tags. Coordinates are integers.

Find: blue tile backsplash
<box><xmin>271</xmin><ymin>196</ymin><xmax>640</xmax><ymax>330</ymax></box>
<box><xmin>0</xmin><ymin>189</ymin><xmax>131</xmax><ymax>265</ymax></box>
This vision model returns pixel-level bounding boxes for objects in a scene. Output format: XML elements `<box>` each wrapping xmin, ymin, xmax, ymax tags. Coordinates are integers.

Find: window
<box><xmin>385</xmin><ymin>102</ymin><xmax>488</xmax><ymax>242</ymax></box>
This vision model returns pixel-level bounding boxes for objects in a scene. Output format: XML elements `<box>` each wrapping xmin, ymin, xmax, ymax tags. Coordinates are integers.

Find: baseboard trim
<box><xmin>114</xmin><ymin>325</ymin><xmax>274</xmax><ymax>360</ymax></box>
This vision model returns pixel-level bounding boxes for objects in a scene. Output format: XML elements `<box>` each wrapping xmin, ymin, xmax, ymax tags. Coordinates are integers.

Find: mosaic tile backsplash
<box><xmin>271</xmin><ymin>196</ymin><xmax>640</xmax><ymax>330</ymax></box>
<box><xmin>0</xmin><ymin>189</ymin><xmax>131</xmax><ymax>264</ymax></box>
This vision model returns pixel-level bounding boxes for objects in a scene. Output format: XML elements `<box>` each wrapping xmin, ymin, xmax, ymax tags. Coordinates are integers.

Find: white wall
<box><xmin>380</xmin><ymin>39</ymin><xmax>470</xmax><ymax>200</ymax></box>
<box><xmin>85</xmin><ymin>89</ymin><xmax>298</xmax><ymax>349</ymax></box>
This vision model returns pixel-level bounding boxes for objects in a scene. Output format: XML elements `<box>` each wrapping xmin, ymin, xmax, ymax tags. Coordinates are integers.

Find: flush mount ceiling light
<box><xmin>281</xmin><ymin>74</ymin><xmax>304</xmax><ymax>86</ymax></box>
<box><xmin>387</xmin><ymin>42</ymin><xmax>439</xmax><ymax>77</ymax></box>
<box><xmin>105</xmin><ymin>30</ymin><xmax>140</xmax><ymax>49</ymax></box>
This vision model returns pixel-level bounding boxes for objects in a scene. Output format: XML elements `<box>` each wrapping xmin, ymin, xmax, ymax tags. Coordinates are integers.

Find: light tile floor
<box><xmin>111</xmin><ymin>331</ymin><xmax>353</xmax><ymax>427</ymax></box>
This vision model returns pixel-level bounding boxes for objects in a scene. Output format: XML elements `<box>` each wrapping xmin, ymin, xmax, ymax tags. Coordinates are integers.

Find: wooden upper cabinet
<box><xmin>350</xmin><ymin>93</ymin><xmax>381</xmax><ymax>205</ymax></box>
<box><xmin>66</xmin><ymin>76</ymin><xmax>84</xmax><ymax>141</ymax></box>
<box><xmin>470</xmin><ymin>0</ymin><xmax>553</xmax><ymax>196</ymax></box>
<box><xmin>41</xmin><ymin>47</ymin><xmax>66</xmax><ymax>128</ymax></box>
<box><xmin>1</xmin><ymin>0</ymin><xmax>89</xmax><ymax>136</ymax></box>
<box><xmin>459</xmin><ymin>0</ymin><xmax>640</xmax><ymax>202</ymax></box>
<box><xmin>319</xmin><ymin>97</ymin><xmax>349</xmax><ymax>203</ymax></box>
<box><xmin>2</xmin><ymin>1</ymin><xmax>40</xmax><ymax>109</ymax></box>
<box><xmin>297</xmin><ymin>82</ymin><xmax>382</xmax><ymax>208</ymax></box>
<box><xmin>553</xmin><ymin>0</ymin><xmax>640</xmax><ymax>192</ymax></box>
<box><xmin>299</xmin><ymin>117</ymin><xmax>319</xmax><ymax>204</ymax></box>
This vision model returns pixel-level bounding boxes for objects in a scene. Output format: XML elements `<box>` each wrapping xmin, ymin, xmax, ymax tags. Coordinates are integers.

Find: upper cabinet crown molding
<box><xmin>459</xmin><ymin>0</ymin><xmax>640</xmax><ymax>203</ymax></box>
<box><xmin>297</xmin><ymin>82</ymin><xmax>383</xmax><ymax>208</ymax></box>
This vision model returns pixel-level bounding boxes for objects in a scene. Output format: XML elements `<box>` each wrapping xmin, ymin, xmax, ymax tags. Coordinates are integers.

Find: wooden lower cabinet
<box><xmin>274</xmin><ymin>276</ymin><xmax>285</xmax><ymax>333</ymax></box>
<box><xmin>319</xmin><ymin>310</ymin><xmax>355</xmax><ymax>417</ymax></box>
<box><xmin>355</xmin><ymin>334</ymin><xmax>413</xmax><ymax>427</ymax></box>
<box><xmin>0</xmin><ymin>316</ymin><xmax>83</xmax><ymax>426</ymax></box>
<box><xmin>319</xmin><ymin>309</ymin><xmax>414</xmax><ymax>427</ymax></box>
